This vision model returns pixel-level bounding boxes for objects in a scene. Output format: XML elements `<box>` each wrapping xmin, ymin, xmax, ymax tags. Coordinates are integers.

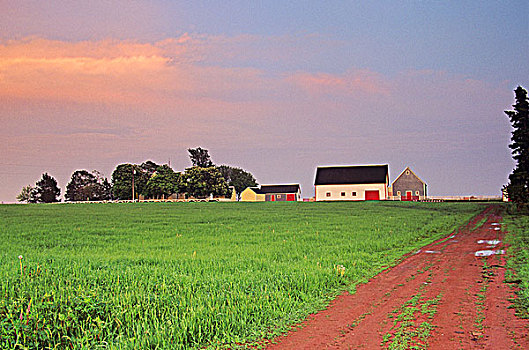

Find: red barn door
<box><xmin>286</xmin><ymin>194</ymin><xmax>295</xmax><ymax>201</ymax></box>
<box><xmin>365</xmin><ymin>190</ymin><xmax>380</xmax><ymax>200</ymax></box>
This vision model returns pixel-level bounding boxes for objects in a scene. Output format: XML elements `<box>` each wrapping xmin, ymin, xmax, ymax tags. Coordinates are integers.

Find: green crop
<box><xmin>0</xmin><ymin>201</ymin><xmax>483</xmax><ymax>349</ymax></box>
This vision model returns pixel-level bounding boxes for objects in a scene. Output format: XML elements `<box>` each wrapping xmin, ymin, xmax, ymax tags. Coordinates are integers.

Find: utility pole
<box><xmin>132</xmin><ymin>167</ymin><xmax>135</xmax><ymax>202</ymax></box>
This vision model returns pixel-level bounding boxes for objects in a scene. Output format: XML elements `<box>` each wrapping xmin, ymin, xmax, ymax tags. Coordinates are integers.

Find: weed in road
<box><xmin>474</xmin><ymin>262</ymin><xmax>491</xmax><ymax>332</ymax></box>
<box><xmin>382</xmin><ymin>283</ymin><xmax>442</xmax><ymax>350</ymax></box>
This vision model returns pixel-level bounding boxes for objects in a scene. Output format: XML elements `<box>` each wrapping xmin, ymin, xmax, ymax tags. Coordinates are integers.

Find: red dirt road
<box><xmin>265</xmin><ymin>205</ymin><xmax>529</xmax><ymax>349</ymax></box>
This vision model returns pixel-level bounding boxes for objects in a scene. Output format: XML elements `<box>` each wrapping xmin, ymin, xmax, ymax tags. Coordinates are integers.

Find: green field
<box><xmin>503</xmin><ymin>210</ymin><xmax>529</xmax><ymax>318</ymax></box>
<box><xmin>0</xmin><ymin>202</ymin><xmax>484</xmax><ymax>349</ymax></box>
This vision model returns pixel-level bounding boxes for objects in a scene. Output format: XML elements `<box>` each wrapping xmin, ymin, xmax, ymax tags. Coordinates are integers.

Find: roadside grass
<box><xmin>503</xmin><ymin>208</ymin><xmax>529</xmax><ymax>318</ymax></box>
<box><xmin>0</xmin><ymin>201</ymin><xmax>483</xmax><ymax>349</ymax></box>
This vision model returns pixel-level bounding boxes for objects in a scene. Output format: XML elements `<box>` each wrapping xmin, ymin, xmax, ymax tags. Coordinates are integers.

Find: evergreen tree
<box><xmin>34</xmin><ymin>173</ymin><xmax>61</xmax><ymax>203</ymax></box>
<box><xmin>505</xmin><ymin>86</ymin><xmax>529</xmax><ymax>208</ymax></box>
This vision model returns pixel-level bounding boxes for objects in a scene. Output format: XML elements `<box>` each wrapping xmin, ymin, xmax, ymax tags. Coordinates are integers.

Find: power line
<box><xmin>0</xmin><ymin>162</ymin><xmax>121</xmax><ymax>168</ymax></box>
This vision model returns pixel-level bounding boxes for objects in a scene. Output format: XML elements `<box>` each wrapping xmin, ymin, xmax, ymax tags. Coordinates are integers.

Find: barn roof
<box><xmin>259</xmin><ymin>184</ymin><xmax>300</xmax><ymax>194</ymax></box>
<box><xmin>247</xmin><ymin>187</ymin><xmax>264</xmax><ymax>194</ymax></box>
<box><xmin>314</xmin><ymin>165</ymin><xmax>389</xmax><ymax>185</ymax></box>
<box><xmin>391</xmin><ymin>167</ymin><xmax>426</xmax><ymax>185</ymax></box>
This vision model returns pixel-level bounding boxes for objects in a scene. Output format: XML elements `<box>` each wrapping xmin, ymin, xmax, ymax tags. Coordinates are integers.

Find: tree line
<box><xmin>17</xmin><ymin>148</ymin><xmax>258</xmax><ymax>203</ymax></box>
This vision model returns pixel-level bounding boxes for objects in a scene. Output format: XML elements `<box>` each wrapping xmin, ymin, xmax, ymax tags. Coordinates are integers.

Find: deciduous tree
<box><xmin>144</xmin><ymin>165</ymin><xmax>180</xmax><ymax>198</ymax></box>
<box><xmin>178</xmin><ymin>166</ymin><xmax>228</xmax><ymax>199</ymax></box>
<box><xmin>188</xmin><ymin>147</ymin><xmax>214</xmax><ymax>167</ymax></box>
<box><xmin>217</xmin><ymin>165</ymin><xmax>258</xmax><ymax>198</ymax></box>
<box><xmin>17</xmin><ymin>185</ymin><xmax>36</xmax><ymax>203</ymax></box>
<box><xmin>92</xmin><ymin>170</ymin><xmax>113</xmax><ymax>200</ymax></box>
<box><xmin>137</xmin><ymin>161</ymin><xmax>159</xmax><ymax>191</ymax></box>
<box><xmin>111</xmin><ymin>161</ymin><xmax>160</xmax><ymax>200</ymax></box>
<box><xmin>66</xmin><ymin>170</ymin><xmax>111</xmax><ymax>201</ymax></box>
<box><xmin>111</xmin><ymin>163</ymin><xmax>136</xmax><ymax>200</ymax></box>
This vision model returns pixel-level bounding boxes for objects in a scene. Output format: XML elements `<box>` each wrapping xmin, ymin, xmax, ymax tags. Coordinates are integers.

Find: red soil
<box><xmin>264</xmin><ymin>205</ymin><xmax>529</xmax><ymax>349</ymax></box>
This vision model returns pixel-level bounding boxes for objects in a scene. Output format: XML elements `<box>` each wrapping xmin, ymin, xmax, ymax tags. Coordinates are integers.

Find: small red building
<box><xmin>240</xmin><ymin>184</ymin><xmax>301</xmax><ymax>201</ymax></box>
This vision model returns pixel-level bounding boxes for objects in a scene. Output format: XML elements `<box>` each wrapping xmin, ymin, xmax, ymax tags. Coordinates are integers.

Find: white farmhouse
<box><xmin>314</xmin><ymin>165</ymin><xmax>389</xmax><ymax>201</ymax></box>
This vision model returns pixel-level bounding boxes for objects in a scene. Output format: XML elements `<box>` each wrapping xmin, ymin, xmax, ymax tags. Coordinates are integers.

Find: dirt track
<box><xmin>265</xmin><ymin>205</ymin><xmax>529</xmax><ymax>349</ymax></box>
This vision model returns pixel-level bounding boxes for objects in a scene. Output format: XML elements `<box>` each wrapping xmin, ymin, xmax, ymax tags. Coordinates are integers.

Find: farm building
<box><xmin>314</xmin><ymin>165</ymin><xmax>389</xmax><ymax>201</ymax></box>
<box><xmin>240</xmin><ymin>187</ymin><xmax>264</xmax><ymax>201</ymax></box>
<box><xmin>240</xmin><ymin>184</ymin><xmax>301</xmax><ymax>202</ymax></box>
<box><xmin>391</xmin><ymin>167</ymin><xmax>427</xmax><ymax>201</ymax></box>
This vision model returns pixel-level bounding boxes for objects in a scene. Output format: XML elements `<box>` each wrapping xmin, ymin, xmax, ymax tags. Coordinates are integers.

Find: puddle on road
<box><xmin>491</xmin><ymin>223</ymin><xmax>501</xmax><ymax>226</ymax></box>
<box><xmin>477</xmin><ymin>239</ymin><xmax>501</xmax><ymax>245</ymax></box>
<box><xmin>424</xmin><ymin>250</ymin><xmax>442</xmax><ymax>254</ymax></box>
<box><xmin>475</xmin><ymin>250</ymin><xmax>505</xmax><ymax>257</ymax></box>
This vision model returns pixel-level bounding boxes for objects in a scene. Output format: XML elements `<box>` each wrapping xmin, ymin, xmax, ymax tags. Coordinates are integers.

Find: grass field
<box><xmin>503</xmin><ymin>209</ymin><xmax>529</xmax><ymax>318</ymax></box>
<box><xmin>0</xmin><ymin>201</ymin><xmax>485</xmax><ymax>349</ymax></box>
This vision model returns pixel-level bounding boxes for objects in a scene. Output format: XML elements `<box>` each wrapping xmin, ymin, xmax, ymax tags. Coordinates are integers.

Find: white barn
<box><xmin>314</xmin><ymin>165</ymin><xmax>389</xmax><ymax>201</ymax></box>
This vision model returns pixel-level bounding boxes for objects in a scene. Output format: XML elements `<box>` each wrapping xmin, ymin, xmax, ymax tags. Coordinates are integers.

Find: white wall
<box><xmin>315</xmin><ymin>183</ymin><xmax>388</xmax><ymax>201</ymax></box>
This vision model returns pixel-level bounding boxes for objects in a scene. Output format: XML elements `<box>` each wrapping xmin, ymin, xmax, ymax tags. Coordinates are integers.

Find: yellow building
<box><xmin>240</xmin><ymin>187</ymin><xmax>266</xmax><ymax>201</ymax></box>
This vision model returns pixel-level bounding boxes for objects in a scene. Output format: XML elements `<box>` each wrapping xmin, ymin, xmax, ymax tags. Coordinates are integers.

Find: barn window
<box><xmin>277</xmin><ymin>195</ymin><xmax>281</xmax><ymax>199</ymax></box>
<box><xmin>326</xmin><ymin>192</ymin><xmax>331</xmax><ymax>197</ymax></box>
<box><xmin>397</xmin><ymin>191</ymin><xmax>401</xmax><ymax>196</ymax></box>
<box><xmin>406</xmin><ymin>170</ymin><xmax>410</xmax><ymax>175</ymax></box>
<box><xmin>352</xmin><ymin>192</ymin><xmax>357</xmax><ymax>196</ymax></box>
<box><xmin>341</xmin><ymin>192</ymin><xmax>346</xmax><ymax>197</ymax></box>
<box><xmin>415</xmin><ymin>191</ymin><xmax>419</xmax><ymax>195</ymax></box>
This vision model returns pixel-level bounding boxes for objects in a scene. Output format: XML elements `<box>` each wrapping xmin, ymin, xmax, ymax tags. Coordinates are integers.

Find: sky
<box><xmin>1</xmin><ymin>1</ymin><xmax>528</xmax><ymax>202</ymax></box>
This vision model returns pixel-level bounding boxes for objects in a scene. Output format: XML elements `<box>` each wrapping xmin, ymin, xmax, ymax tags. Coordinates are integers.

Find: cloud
<box><xmin>0</xmin><ymin>35</ymin><xmax>508</xmax><ymax>146</ymax></box>
<box><xmin>0</xmin><ymin>38</ymin><xmax>173</xmax><ymax>104</ymax></box>
<box><xmin>0</xmin><ymin>35</ymin><xmax>515</xmax><ymax>201</ymax></box>
<box><xmin>0</xmin><ymin>36</ymin><xmax>388</xmax><ymax>107</ymax></box>
<box><xmin>286</xmin><ymin>69</ymin><xmax>391</xmax><ymax>96</ymax></box>
<box><xmin>0</xmin><ymin>36</ymin><xmax>283</xmax><ymax>108</ymax></box>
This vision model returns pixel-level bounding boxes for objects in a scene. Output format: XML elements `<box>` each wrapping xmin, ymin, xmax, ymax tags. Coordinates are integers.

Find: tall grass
<box><xmin>0</xmin><ymin>202</ymin><xmax>483</xmax><ymax>349</ymax></box>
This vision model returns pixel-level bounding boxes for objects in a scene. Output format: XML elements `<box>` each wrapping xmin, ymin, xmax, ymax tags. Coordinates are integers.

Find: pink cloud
<box><xmin>1</xmin><ymin>35</ymin><xmax>386</xmax><ymax>111</ymax></box>
<box><xmin>286</xmin><ymin>69</ymin><xmax>391</xmax><ymax>96</ymax></box>
<box><xmin>0</xmin><ymin>39</ymin><xmax>173</xmax><ymax>104</ymax></box>
<box><xmin>0</xmin><ymin>37</ymin><xmax>280</xmax><ymax>108</ymax></box>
